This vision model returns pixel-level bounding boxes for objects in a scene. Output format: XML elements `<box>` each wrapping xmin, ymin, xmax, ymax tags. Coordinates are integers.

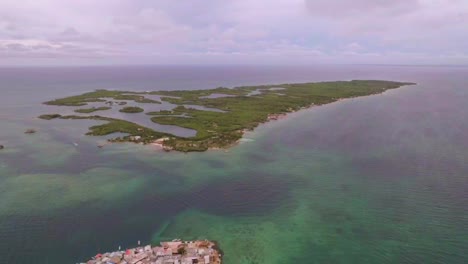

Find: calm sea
<box><xmin>0</xmin><ymin>65</ymin><xmax>467</xmax><ymax>263</ymax></box>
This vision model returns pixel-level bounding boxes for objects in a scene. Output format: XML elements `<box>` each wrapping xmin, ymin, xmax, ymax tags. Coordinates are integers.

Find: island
<box><xmin>39</xmin><ymin>80</ymin><xmax>414</xmax><ymax>152</ymax></box>
<box><xmin>120</xmin><ymin>106</ymin><xmax>145</xmax><ymax>113</ymax></box>
<box><xmin>24</xmin><ymin>128</ymin><xmax>37</xmax><ymax>134</ymax></box>
<box><xmin>83</xmin><ymin>239</ymin><xmax>222</xmax><ymax>264</ymax></box>
<box><xmin>75</xmin><ymin>106</ymin><xmax>112</xmax><ymax>113</ymax></box>
<box><xmin>44</xmin><ymin>89</ymin><xmax>160</xmax><ymax>106</ymax></box>
<box><xmin>38</xmin><ymin>114</ymin><xmax>61</xmax><ymax>120</ymax></box>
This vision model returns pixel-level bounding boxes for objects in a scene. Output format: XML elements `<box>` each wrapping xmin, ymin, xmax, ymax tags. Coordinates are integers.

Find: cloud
<box><xmin>0</xmin><ymin>0</ymin><xmax>467</xmax><ymax>65</ymax></box>
<box><xmin>304</xmin><ymin>0</ymin><xmax>468</xmax><ymax>52</ymax></box>
<box><xmin>305</xmin><ymin>0</ymin><xmax>420</xmax><ymax>17</ymax></box>
<box><xmin>109</xmin><ymin>8</ymin><xmax>191</xmax><ymax>44</ymax></box>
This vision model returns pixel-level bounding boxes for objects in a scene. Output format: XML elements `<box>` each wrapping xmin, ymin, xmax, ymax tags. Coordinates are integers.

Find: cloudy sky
<box><xmin>1</xmin><ymin>0</ymin><xmax>467</xmax><ymax>65</ymax></box>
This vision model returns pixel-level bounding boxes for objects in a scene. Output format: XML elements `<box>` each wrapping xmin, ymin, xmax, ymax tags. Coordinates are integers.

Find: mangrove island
<box><xmin>39</xmin><ymin>80</ymin><xmax>414</xmax><ymax>152</ymax></box>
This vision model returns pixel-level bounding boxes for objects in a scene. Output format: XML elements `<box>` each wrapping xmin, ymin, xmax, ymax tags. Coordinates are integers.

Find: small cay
<box><xmin>24</xmin><ymin>129</ymin><xmax>36</xmax><ymax>134</ymax></box>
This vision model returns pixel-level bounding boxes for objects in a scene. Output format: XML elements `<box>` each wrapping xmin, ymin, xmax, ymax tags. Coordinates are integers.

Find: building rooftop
<box><xmin>82</xmin><ymin>239</ymin><xmax>222</xmax><ymax>264</ymax></box>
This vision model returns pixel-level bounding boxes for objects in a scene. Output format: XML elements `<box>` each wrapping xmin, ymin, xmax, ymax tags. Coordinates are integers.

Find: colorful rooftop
<box><xmin>83</xmin><ymin>240</ymin><xmax>221</xmax><ymax>264</ymax></box>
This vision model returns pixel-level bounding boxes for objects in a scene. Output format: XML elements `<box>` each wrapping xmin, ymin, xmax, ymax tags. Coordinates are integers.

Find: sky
<box><xmin>0</xmin><ymin>0</ymin><xmax>467</xmax><ymax>66</ymax></box>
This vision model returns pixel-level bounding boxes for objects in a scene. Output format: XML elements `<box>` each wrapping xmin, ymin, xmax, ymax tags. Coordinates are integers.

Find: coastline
<box><xmin>221</xmin><ymin>82</ymin><xmax>414</xmax><ymax>151</ymax></box>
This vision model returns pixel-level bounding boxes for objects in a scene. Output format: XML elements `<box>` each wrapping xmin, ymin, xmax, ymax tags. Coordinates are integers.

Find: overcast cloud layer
<box><xmin>1</xmin><ymin>0</ymin><xmax>467</xmax><ymax>65</ymax></box>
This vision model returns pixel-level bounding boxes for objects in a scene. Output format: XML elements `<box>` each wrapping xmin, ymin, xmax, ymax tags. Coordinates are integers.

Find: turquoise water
<box><xmin>0</xmin><ymin>65</ymin><xmax>467</xmax><ymax>263</ymax></box>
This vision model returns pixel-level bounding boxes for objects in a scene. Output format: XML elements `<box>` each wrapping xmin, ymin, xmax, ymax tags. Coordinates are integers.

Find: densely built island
<box><xmin>39</xmin><ymin>80</ymin><xmax>414</xmax><ymax>152</ymax></box>
<box><xmin>83</xmin><ymin>239</ymin><xmax>221</xmax><ymax>264</ymax></box>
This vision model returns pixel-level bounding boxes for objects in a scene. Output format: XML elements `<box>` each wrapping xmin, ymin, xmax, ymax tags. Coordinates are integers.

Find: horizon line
<box><xmin>0</xmin><ymin>63</ymin><xmax>467</xmax><ymax>68</ymax></box>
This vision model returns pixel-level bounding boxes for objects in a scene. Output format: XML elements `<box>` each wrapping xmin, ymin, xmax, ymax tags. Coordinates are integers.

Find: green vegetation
<box><xmin>177</xmin><ymin>247</ymin><xmax>186</xmax><ymax>255</ymax></box>
<box><xmin>75</xmin><ymin>106</ymin><xmax>111</xmax><ymax>113</ymax></box>
<box><xmin>44</xmin><ymin>89</ymin><xmax>160</xmax><ymax>106</ymax></box>
<box><xmin>59</xmin><ymin>115</ymin><xmax>172</xmax><ymax>144</ymax></box>
<box><xmin>38</xmin><ymin>114</ymin><xmax>61</xmax><ymax>120</ymax></box>
<box><xmin>40</xmin><ymin>80</ymin><xmax>414</xmax><ymax>152</ymax></box>
<box><xmin>119</xmin><ymin>106</ymin><xmax>144</xmax><ymax>113</ymax></box>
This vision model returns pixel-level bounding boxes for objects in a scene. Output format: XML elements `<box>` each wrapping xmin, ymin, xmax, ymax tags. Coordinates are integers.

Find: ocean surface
<box><xmin>0</xmin><ymin>65</ymin><xmax>467</xmax><ymax>263</ymax></box>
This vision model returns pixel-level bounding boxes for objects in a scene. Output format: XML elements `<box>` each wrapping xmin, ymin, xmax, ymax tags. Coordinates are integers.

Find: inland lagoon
<box><xmin>0</xmin><ymin>65</ymin><xmax>467</xmax><ymax>263</ymax></box>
